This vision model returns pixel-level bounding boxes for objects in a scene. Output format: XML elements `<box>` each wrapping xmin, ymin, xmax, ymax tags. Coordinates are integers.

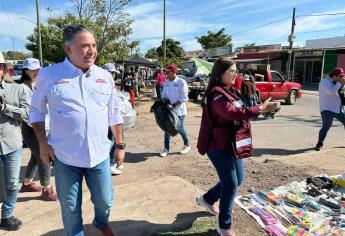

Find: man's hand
<box><xmin>39</xmin><ymin>141</ymin><xmax>55</xmax><ymax>166</ymax></box>
<box><xmin>115</xmin><ymin>148</ymin><xmax>125</xmax><ymax>166</ymax></box>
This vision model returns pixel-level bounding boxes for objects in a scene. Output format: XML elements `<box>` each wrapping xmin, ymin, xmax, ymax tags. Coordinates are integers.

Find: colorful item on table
<box><xmin>259</xmin><ymin>190</ymin><xmax>282</xmax><ymax>205</ymax></box>
<box><xmin>287</xmin><ymin>225</ymin><xmax>310</xmax><ymax>236</ymax></box>
<box><xmin>249</xmin><ymin>207</ymin><xmax>279</xmax><ymax>225</ymax></box>
<box><xmin>264</xmin><ymin>224</ymin><xmax>286</xmax><ymax>236</ymax></box>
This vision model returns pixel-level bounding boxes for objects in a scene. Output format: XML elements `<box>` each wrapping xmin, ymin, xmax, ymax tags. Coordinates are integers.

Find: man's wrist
<box><xmin>115</xmin><ymin>142</ymin><xmax>126</xmax><ymax>149</ymax></box>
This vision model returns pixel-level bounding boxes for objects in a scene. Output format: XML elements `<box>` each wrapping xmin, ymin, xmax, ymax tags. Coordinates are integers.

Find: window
<box><xmin>271</xmin><ymin>72</ymin><xmax>284</xmax><ymax>82</ymax></box>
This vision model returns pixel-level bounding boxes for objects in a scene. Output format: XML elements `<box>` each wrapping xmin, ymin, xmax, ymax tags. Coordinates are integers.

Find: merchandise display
<box><xmin>235</xmin><ymin>175</ymin><xmax>345</xmax><ymax>235</ymax></box>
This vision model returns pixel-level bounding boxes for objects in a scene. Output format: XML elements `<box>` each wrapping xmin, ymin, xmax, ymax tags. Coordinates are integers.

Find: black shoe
<box><xmin>315</xmin><ymin>143</ymin><xmax>323</xmax><ymax>151</ymax></box>
<box><xmin>1</xmin><ymin>216</ymin><xmax>22</xmax><ymax>231</ymax></box>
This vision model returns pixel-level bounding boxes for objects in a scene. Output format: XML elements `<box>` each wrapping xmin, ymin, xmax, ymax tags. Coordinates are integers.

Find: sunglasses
<box><xmin>0</xmin><ymin>63</ymin><xmax>5</xmax><ymax>70</ymax></box>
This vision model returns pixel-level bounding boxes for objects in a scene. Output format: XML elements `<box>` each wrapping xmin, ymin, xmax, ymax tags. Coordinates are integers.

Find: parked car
<box><xmin>254</xmin><ymin>70</ymin><xmax>302</xmax><ymax>105</ymax></box>
<box><xmin>13</xmin><ymin>63</ymin><xmax>23</xmax><ymax>76</ymax></box>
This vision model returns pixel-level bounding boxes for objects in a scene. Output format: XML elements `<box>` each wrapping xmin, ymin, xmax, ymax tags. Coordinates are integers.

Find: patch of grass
<box><xmin>152</xmin><ymin>217</ymin><xmax>218</xmax><ymax>236</ymax></box>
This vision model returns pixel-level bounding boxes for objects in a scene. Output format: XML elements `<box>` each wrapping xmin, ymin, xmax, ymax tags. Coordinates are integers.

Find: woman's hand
<box><xmin>259</xmin><ymin>97</ymin><xmax>280</xmax><ymax>113</ymax></box>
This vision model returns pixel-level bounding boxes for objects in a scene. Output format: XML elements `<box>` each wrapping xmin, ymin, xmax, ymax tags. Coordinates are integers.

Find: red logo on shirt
<box><xmin>55</xmin><ymin>80</ymin><xmax>70</xmax><ymax>85</ymax></box>
<box><xmin>96</xmin><ymin>79</ymin><xmax>107</xmax><ymax>84</ymax></box>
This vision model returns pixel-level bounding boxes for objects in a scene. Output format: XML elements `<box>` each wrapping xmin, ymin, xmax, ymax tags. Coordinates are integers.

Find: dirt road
<box><xmin>3</xmin><ymin>92</ymin><xmax>345</xmax><ymax>236</ymax></box>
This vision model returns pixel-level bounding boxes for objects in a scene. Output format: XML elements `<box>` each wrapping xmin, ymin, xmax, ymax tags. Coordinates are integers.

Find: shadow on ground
<box><xmin>41</xmin><ymin>212</ymin><xmax>214</xmax><ymax>236</ymax></box>
<box><xmin>253</xmin><ymin>147</ymin><xmax>315</xmax><ymax>157</ymax></box>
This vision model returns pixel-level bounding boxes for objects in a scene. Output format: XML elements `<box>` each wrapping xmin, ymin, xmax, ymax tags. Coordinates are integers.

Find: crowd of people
<box><xmin>0</xmin><ymin>23</ymin><xmax>345</xmax><ymax>236</ymax></box>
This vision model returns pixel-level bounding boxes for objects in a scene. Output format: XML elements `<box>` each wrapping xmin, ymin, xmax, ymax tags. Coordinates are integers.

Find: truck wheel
<box><xmin>286</xmin><ymin>90</ymin><xmax>297</xmax><ymax>105</ymax></box>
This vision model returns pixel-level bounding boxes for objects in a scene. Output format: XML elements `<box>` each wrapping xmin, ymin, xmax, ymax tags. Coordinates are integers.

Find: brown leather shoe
<box><xmin>40</xmin><ymin>186</ymin><xmax>57</xmax><ymax>201</ymax></box>
<box><xmin>99</xmin><ymin>225</ymin><xmax>116</xmax><ymax>236</ymax></box>
<box><xmin>20</xmin><ymin>182</ymin><xmax>42</xmax><ymax>192</ymax></box>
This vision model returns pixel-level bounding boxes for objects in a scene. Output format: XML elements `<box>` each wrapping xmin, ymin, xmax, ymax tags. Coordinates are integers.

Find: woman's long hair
<box><xmin>18</xmin><ymin>69</ymin><xmax>33</xmax><ymax>90</ymax></box>
<box><xmin>204</xmin><ymin>57</ymin><xmax>234</xmax><ymax>98</ymax></box>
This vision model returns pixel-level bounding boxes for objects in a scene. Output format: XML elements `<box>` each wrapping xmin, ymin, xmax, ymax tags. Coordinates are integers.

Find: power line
<box><xmin>0</xmin><ymin>0</ymin><xmax>20</xmax><ymax>41</ymax></box>
<box><xmin>231</xmin><ymin>17</ymin><xmax>291</xmax><ymax>36</ymax></box>
<box><xmin>297</xmin><ymin>12</ymin><xmax>345</xmax><ymax>17</ymax></box>
<box><xmin>297</xmin><ymin>26</ymin><xmax>345</xmax><ymax>34</ymax></box>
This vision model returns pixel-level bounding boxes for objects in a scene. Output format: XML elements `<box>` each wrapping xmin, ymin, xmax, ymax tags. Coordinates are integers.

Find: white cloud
<box><xmin>127</xmin><ymin>2</ymin><xmax>161</xmax><ymax>18</ymax></box>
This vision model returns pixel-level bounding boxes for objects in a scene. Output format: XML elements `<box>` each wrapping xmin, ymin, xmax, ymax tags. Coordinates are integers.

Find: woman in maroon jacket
<box><xmin>196</xmin><ymin>57</ymin><xmax>279</xmax><ymax>236</ymax></box>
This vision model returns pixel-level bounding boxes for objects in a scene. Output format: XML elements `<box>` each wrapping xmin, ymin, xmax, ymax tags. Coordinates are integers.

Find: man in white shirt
<box><xmin>315</xmin><ymin>68</ymin><xmax>345</xmax><ymax>151</ymax></box>
<box><xmin>160</xmin><ymin>64</ymin><xmax>190</xmax><ymax>157</ymax></box>
<box><xmin>30</xmin><ymin>24</ymin><xmax>124</xmax><ymax>236</ymax></box>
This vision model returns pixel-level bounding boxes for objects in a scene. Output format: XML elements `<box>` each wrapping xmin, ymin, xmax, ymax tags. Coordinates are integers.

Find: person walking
<box><xmin>0</xmin><ymin>51</ymin><xmax>30</xmax><ymax>231</ymax></box>
<box><xmin>315</xmin><ymin>68</ymin><xmax>345</xmax><ymax>151</ymax></box>
<box><xmin>154</xmin><ymin>68</ymin><xmax>166</xmax><ymax>99</ymax></box>
<box><xmin>240</xmin><ymin>74</ymin><xmax>256</xmax><ymax>107</ymax></box>
<box><xmin>17</xmin><ymin>58</ymin><xmax>57</xmax><ymax>201</ymax></box>
<box><xmin>30</xmin><ymin>24</ymin><xmax>125</xmax><ymax>236</ymax></box>
<box><xmin>160</xmin><ymin>64</ymin><xmax>190</xmax><ymax>157</ymax></box>
<box><xmin>196</xmin><ymin>57</ymin><xmax>279</xmax><ymax>236</ymax></box>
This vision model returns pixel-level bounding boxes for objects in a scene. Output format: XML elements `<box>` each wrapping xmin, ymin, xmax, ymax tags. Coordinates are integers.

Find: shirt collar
<box><xmin>63</xmin><ymin>57</ymin><xmax>94</xmax><ymax>77</ymax></box>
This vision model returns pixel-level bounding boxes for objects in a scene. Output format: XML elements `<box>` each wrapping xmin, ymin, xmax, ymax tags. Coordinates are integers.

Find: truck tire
<box><xmin>286</xmin><ymin>90</ymin><xmax>297</xmax><ymax>105</ymax></box>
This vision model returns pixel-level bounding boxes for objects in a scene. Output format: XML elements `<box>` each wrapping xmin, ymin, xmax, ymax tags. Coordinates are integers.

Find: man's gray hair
<box><xmin>62</xmin><ymin>24</ymin><xmax>94</xmax><ymax>45</ymax></box>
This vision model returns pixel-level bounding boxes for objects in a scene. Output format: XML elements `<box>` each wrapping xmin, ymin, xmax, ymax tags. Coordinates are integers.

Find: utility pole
<box><xmin>163</xmin><ymin>0</ymin><xmax>166</xmax><ymax>66</ymax></box>
<box><xmin>36</xmin><ymin>0</ymin><xmax>43</xmax><ymax>65</ymax></box>
<box><xmin>287</xmin><ymin>7</ymin><xmax>296</xmax><ymax>81</ymax></box>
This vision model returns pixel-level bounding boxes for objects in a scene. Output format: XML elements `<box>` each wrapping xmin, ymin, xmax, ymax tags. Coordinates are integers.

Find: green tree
<box><xmin>26</xmin><ymin>0</ymin><xmax>133</xmax><ymax>64</ymax></box>
<box><xmin>145</xmin><ymin>48</ymin><xmax>158</xmax><ymax>59</ymax></box>
<box><xmin>156</xmin><ymin>38</ymin><xmax>184</xmax><ymax>66</ymax></box>
<box><xmin>3</xmin><ymin>51</ymin><xmax>31</xmax><ymax>60</ymax></box>
<box><xmin>128</xmin><ymin>40</ymin><xmax>140</xmax><ymax>56</ymax></box>
<box><xmin>196</xmin><ymin>28</ymin><xmax>232</xmax><ymax>49</ymax></box>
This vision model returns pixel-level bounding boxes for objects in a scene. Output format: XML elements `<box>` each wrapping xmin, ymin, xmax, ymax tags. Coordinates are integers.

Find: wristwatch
<box><xmin>115</xmin><ymin>143</ymin><xmax>126</xmax><ymax>150</ymax></box>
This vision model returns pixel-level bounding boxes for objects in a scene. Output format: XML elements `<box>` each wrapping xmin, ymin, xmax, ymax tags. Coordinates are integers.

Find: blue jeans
<box><xmin>54</xmin><ymin>158</ymin><xmax>114</xmax><ymax>236</ymax></box>
<box><xmin>318</xmin><ymin>110</ymin><xmax>345</xmax><ymax>145</ymax></box>
<box><xmin>0</xmin><ymin>148</ymin><xmax>23</xmax><ymax>219</ymax></box>
<box><xmin>164</xmin><ymin>115</ymin><xmax>189</xmax><ymax>150</ymax></box>
<box><xmin>203</xmin><ymin>151</ymin><xmax>244</xmax><ymax>230</ymax></box>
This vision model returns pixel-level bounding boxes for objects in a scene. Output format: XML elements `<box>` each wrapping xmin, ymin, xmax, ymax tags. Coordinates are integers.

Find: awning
<box><xmin>192</xmin><ymin>58</ymin><xmax>214</xmax><ymax>74</ymax></box>
<box><xmin>234</xmin><ymin>58</ymin><xmax>266</xmax><ymax>62</ymax></box>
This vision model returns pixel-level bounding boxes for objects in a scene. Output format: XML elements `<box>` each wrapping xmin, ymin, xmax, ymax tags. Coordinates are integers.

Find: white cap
<box><xmin>103</xmin><ymin>63</ymin><xmax>116</xmax><ymax>72</ymax></box>
<box><xmin>23</xmin><ymin>58</ymin><xmax>41</xmax><ymax>70</ymax></box>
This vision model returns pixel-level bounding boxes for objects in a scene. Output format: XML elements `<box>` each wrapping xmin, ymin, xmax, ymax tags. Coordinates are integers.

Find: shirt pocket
<box><xmin>50</xmin><ymin>84</ymin><xmax>72</xmax><ymax>96</ymax></box>
<box><xmin>92</xmin><ymin>86</ymin><xmax>112</xmax><ymax>107</ymax></box>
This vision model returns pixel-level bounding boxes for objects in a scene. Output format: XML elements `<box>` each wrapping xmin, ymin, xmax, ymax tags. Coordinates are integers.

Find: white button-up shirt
<box><xmin>319</xmin><ymin>77</ymin><xmax>343</xmax><ymax>113</ymax></box>
<box><xmin>29</xmin><ymin>58</ymin><xmax>123</xmax><ymax>168</ymax></box>
<box><xmin>161</xmin><ymin>76</ymin><xmax>189</xmax><ymax>116</ymax></box>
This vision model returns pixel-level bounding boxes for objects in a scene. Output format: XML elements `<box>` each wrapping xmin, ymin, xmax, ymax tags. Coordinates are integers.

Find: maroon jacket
<box><xmin>207</xmin><ymin>86</ymin><xmax>260</xmax><ymax>153</ymax></box>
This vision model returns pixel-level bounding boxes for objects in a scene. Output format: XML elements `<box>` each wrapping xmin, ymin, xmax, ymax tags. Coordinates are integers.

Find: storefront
<box><xmin>292</xmin><ymin>50</ymin><xmax>323</xmax><ymax>84</ymax></box>
<box><xmin>292</xmin><ymin>48</ymin><xmax>345</xmax><ymax>84</ymax></box>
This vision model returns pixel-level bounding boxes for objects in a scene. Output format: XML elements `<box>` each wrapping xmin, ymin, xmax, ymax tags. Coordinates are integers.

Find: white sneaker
<box><xmin>180</xmin><ymin>145</ymin><xmax>191</xmax><ymax>154</ymax></box>
<box><xmin>117</xmin><ymin>164</ymin><xmax>124</xmax><ymax>170</ymax></box>
<box><xmin>110</xmin><ymin>165</ymin><xmax>122</xmax><ymax>175</ymax></box>
<box><xmin>160</xmin><ymin>148</ymin><xmax>169</xmax><ymax>157</ymax></box>
<box><xmin>196</xmin><ymin>195</ymin><xmax>219</xmax><ymax>215</ymax></box>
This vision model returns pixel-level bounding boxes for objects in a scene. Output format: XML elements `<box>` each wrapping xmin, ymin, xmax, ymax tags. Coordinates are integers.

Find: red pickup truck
<box><xmin>253</xmin><ymin>70</ymin><xmax>302</xmax><ymax>105</ymax></box>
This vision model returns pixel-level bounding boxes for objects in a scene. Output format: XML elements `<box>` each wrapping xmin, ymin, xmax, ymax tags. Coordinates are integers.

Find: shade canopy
<box><xmin>124</xmin><ymin>54</ymin><xmax>158</xmax><ymax>67</ymax></box>
<box><xmin>192</xmin><ymin>58</ymin><xmax>214</xmax><ymax>75</ymax></box>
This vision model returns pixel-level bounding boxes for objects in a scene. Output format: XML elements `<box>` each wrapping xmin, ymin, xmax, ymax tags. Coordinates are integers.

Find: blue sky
<box><xmin>0</xmin><ymin>0</ymin><xmax>345</xmax><ymax>54</ymax></box>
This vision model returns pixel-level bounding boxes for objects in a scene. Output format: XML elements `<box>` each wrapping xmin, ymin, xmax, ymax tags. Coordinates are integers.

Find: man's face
<box><xmin>166</xmin><ymin>70</ymin><xmax>176</xmax><ymax>80</ymax></box>
<box><xmin>64</xmin><ymin>31</ymin><xmax>97</xmax><ymax>71</ymax></box>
